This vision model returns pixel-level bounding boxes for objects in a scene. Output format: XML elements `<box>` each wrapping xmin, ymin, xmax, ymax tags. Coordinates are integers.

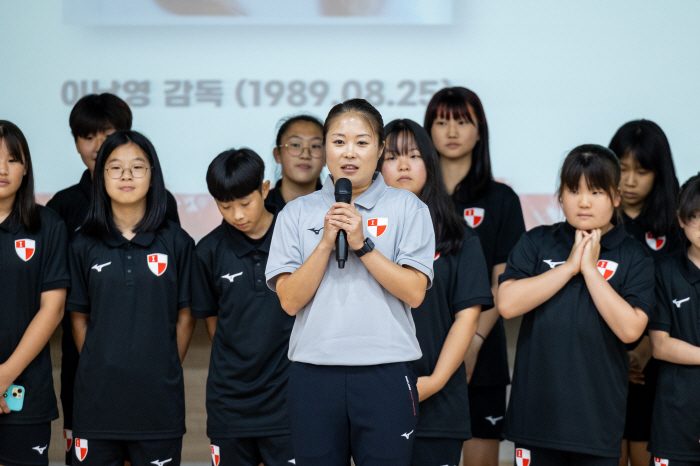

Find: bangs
<box><xmin>435</xmin><ymin>100</ymin><xmax>474</xmax><ymax>124</ymax></box>
<box><xmin>385</xmin><ymin>126</ymin><xmax>418</xmax><ymax>156</ymax></box>
<box><xmin>678</xmin><ymin>174</ymin><xmax>700</xmax><ymax>223</ymax></box>
<box><xmin>559</xmin><ymin>145</ymin><xmax>620</xmax><ymax>199</ymax></box>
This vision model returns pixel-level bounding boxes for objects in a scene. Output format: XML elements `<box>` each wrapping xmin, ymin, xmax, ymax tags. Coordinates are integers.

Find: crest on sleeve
<box><xmin>645</xmin><ymin>232</ymin><xmax>666</xmax><ymax>251</ymax></box>
<box><xmin>516</xmin><ymin>448</ymin><xmax>530</xmax><ymax>466</ymax></box>
<box><xmin>210</xmin><ymin>445</ymin><xmax>220</xmax><ymax>466</ymax></box>
<box><xmin>597</xmin><ymin>260</ymin><xmax>618</xmax><ymax>280</ymax></box>
<box><xmin>463</xmin><ymin>208</ymin><xmax>485</xmax><ymax>228</ymax></box>
<box><xmin>64</xmin><ymin>429</ymin><xmax>73</xmax><ymax>452</ymax></box>
<box><xmin>15</xmin><ymin>239</ymin><xmax>35</xmax><ymax>261</ymax></box>
<box><xmin>147</xmin><ymin>253</ymin><xmax>168</xmax><ymax>276</ymax></box>
<box><xmin>654</xmin><ymin>458</ymin><xmax>669</xmax><ymax>466</ymax></box>
<box><xmin>367</xmin><ymin>218</ymin><xmax>388</xmax><ymax>238</ymax></box>
<box><xmin>75</xmin><ymin>438</ymin><xmax>88</xmax><ymax>462</ymax></box>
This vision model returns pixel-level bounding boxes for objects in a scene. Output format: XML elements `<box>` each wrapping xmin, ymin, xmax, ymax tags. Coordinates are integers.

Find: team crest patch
<box><xmin>645</xmin><ymin>232</ymin><xmax>666</xmax><ymax>251</ymax></box>
<box><xmin>64</xmin><ymin>429</ymin><xmax>73</xmax><ymax>452</ymax></box>
<box><xmin>210</xmin><ymin>445</ymin><xmax>220</xmax><ymax>466</ymax></box>
<box><xmin>516</xmin><ymin>448</ymin><xmax>530</xmax><ymax>466</ymax></box>
<box><xmin>147</xmin><ymin>253</ymin><xmax>168</xmax><ymax>276</ymax></box>
<box><xmin>75</xmin><ymin>438</ymin><xmax>88</xmax><ymax>462</ymax></box>
<box><xmin>15</xmin><ymin>239</ymin><xmax>35</xmax><ymax>261</ymax></box>
<box><xmin>367</xmin><ymin>218</ymin><xmax>388</xmax><ymax>238</ymax></box>
<box><xmin>654</xmin><ymin>458</ymin><xmax>669</xmax><ymax>466</ymax></box>
<box><xmin>597</xmin><ymin>260</ymin><xmax>618</xmax><ymax>280</ymax></box>
<box><xmin>434</xmin><ymin>252</ymin><xmax>440</xmax><ymax>261</ymax></box>
<box><xmin>463</xmin><ymin>208</ymin><xmax>485</xmax><ymax>228</ymax></box>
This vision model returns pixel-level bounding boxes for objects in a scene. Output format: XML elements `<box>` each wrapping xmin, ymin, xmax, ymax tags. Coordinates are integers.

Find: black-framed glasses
<box><xmin>278</xmin><ymin>142</ymin><xmax>324</xmax><ymax>158</ymax></box>
<box><xmin>105</xmin><ymin>165</ymin><xmax>152</xmax><ymax>179</ymax></box>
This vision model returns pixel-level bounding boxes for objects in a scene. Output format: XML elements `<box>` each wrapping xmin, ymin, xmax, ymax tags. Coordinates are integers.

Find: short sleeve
<box><xmin>266</xmin><ymin>204</ymin><xmax>303</xmax><ymax>291</ymax></box>
<box><xmin>648</xmin><ymin>263</ymin><xmax>672</xmax><ymax>332</ymax></box>
<box><xmin>494</xmin><ymin>191</ymin><xmax>526</xmax><ymax>265</ymax></box>
<box><xmin>621</xmin><ymin>247</ymin><xmax>655</xmax><ymax>316</ymax></box>
<box><xmin>41</xmin><ymin>216</ymin><xmax>71</xmax><ymax>292</ymax></box>
<box><xmin>396</xmin><ymin>206</ymin><xmax>435</xmax><ymax>289</ymax></box>
<box><xmin>191</xmin><ymin>241</ymin><xmax>218</xmax><ymax>319</ymax></box>
<box><xmin>175</xmin><ymin>230</ymin><xmax>195</xmax><ymax>311</ymax></box>
<box><xmin>165</xmin><ymin>191</ymin><xmax>181</xmax><ymax>225</ymax></box>
<box><xmin>66</xmin><ymin>238</ymin><xmax>90</xmax><ymax>314</ymax></box>
<box><xmin>453</xmin><ymin>232</ymin><xmax>494</xmax><ymax>313</ymax></box>
<box><xmin>499</xmin><ymin>230</ymin><xmax>539</xmax><ymax>284</ymax></box>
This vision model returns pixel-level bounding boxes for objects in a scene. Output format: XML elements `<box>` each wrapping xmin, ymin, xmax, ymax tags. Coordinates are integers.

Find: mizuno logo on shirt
<box><xmin>673</xmin><ymin>297</ymin><xmax>690</xmax><ymax>308</ymax></box>
<box><xmin>543</xmin><ymin>260</ymin><xmax>565</xmax><ymax>269</ymax></box>
<box><xmin>485</xmin><ymin>415</ymin><xmax>503</xmax><ymax>425</ymax></box>
<box><xmin>308</xmin><ymin>227</ymin><xmax>323</xmax><ymax>235</ymax></box>
<box><xmin>222</xmin><ymin>272</ymin><xmax>243</xmax><ymax>283</ymax></box>
<box><xmin>288</xmin><ymin>460</ymin><xmax>296</xmax><ymax>465</ymax></box>
<box><xmin>33</xmin><ymin>445</ymin><xmax>47</xmax><ymax>455</ymax></box>
<box><xmin>92</xmin><ymin>262</ymin><xmax>111</xmax><ymax>272</ymax></box>
<box><xmin>401</xmin><ymin>430</ymin><xmax>414</xmax><ymax>439</ymax></box>
<box><xmin>151</xmin><ymin>460</ymin><xmax>172</xmax><ymax>466</ymax></box>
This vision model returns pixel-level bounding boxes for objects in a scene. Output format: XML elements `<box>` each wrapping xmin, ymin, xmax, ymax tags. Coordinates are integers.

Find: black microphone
<box><xmin>334</xmin><ymin>178</ymin><xmax>352</xmax><ymax>268</ymax></box>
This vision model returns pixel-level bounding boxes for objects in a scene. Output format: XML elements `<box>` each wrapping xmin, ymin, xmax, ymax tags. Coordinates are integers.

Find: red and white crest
<box><xmin>367</xmin><ymin>218</ymin><xmax>388</xmax><ymax>238</ymax></box>
<box><xmin>516</xmin><ymin>448</ymin><xmax>531</xmax><ymax>466</ymax></box>
<box><xmin>645</xmin><ymin>232</ymin><xmax>666</xmax><ymax>251</ymax></box>
<box><xmin>64</xmin><ymin>429</ymin><xmax>73</xmax><ymax>452</ymax></box>
<box><xmin>210</xmin><ymin>445</ymin><xmax>220</xmax><ymax>466</ymax></box>
<box><xmin>15</xmin><ymin>239</ymin><xmax>35</xmax><ymax>261</ymax></box>
<box><xmin>434</xmin><ymin>252</ymin><xmax>441</xmax><ymax>261</ymax></box>
<box><xmin>75</xmin><ymin>438</ymin><xmax>88</xmax><ymax>462</ymax></box>
<box><xmin>597</xmin><ymin>260</ymin><xmax>618</xmax><ymax>280</ymax></box>
<box><xmin>463</xmin><ymin>208</ymin><xmax>485</xmax><ymax>228</ymax></box>
<box><xmin>147</xmin><ymin>253</ymin><xmax>168</xmax><ymax>276</ymax></box>
<box><xmin>654</xmin><ymin>458</ymin><xmax>669</xmax><ymax>466</ymax></box>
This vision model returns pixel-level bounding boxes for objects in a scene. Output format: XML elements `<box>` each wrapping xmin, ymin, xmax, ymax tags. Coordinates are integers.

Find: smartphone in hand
<box><xmin>3</xmin><ymin>385</ymin><xmax>25</xmax><ymax>411</ymax></box>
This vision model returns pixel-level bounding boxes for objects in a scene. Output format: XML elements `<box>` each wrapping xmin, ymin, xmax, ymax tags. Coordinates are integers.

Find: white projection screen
<box><xmin>3</xmin><ymin>0</ymin><xmax>700</xmax><ymax>240</ymax></box>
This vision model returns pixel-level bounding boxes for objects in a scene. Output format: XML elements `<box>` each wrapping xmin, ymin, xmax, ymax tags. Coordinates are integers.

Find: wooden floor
<box><xmin>46</xmin><ymin>317</ymin><xmax>523</xmax><ymax>465</ymax></box>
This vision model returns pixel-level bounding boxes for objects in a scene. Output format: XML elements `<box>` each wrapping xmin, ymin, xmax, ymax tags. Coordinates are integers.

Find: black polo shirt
<box><xmin>412</xmin><ymin>226</ymin><xmax>494</xmax><ymax>440</ymax></box>
<box><xmin>451</xmin><ymin>180</ymin><xmax>525</xmax><ymax>387</ymax></box>
<box><xmin>0</xmin><ymin>207</ymin><xmax>70</xmax><ymax>425</ymax></box>
<box><xmin>500</xmin><ymin>222</ymin><xmax>655</xmax><ymax>457</ymax></box>
<box><xmin>648</xmin><ymin>251</ymin><xmax>700</xmax><ymax>461</ymax></box>
<box><xmin>616</xmin><ymin>210</ymin><xmax>684</xmax><ymax>259</ymax></box>
<box><xmin>266</xmin><ymin>179</ymin><xmax>323</xmax><ymax>213</ymax></box>
<box><xmin>191</xmin><ymin>206</ymin><xmax>295</xmax><ymax>438</ymax></box>
<box><xmin>66</xmin><ymin>222</ymin><xmax>194</xmax><ymax>440</ymax></box>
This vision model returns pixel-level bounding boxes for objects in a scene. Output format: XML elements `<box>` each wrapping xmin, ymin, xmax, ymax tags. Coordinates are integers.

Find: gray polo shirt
<box><xmin>266</xmin><ymin>173</ymin><xmax>435</xmax><ymax>366</ymax></box>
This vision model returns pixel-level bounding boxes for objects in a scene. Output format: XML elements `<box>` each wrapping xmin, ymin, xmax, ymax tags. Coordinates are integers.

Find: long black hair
<box><xmin>609</xmin><ymin>119</ymin><xmax>679</xmax><ymax>237</ymax></box>
<box><xmin>424</xmin><ymin>87</ymin><xmax>493</xmax><ymax>199</ymax></box>
<box><xmin>82</xmin><ymin>130</ymin><xmax>168</xmax><ymax>239</ymax></box>
<box><xmin>0</xmin><ymin>120</ymin><xmax>41</xmax><ymax>233</ymax></box>
<box><xmin>380</xmin><ymin>119</ymin><xmax>465</xmax><ymax>255</ymax></box>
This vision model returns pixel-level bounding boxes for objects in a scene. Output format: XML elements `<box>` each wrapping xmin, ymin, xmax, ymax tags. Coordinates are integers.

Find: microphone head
<box><xmin>334</xmin><ymin>178</ymin><xmax>352</xmax><ymax>204</ymax></box>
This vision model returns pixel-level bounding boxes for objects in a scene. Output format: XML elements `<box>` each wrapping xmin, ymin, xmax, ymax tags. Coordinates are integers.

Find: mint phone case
<box><xmin>3</xmin><ymin>385</ymin><xmax>25</xmax><ymax>411</ymax></box>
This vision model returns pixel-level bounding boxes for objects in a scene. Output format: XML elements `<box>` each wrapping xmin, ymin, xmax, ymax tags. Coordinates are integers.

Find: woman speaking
<box><xmin>266</xmin><ymin>99</ymin><xmax>435</xmax><ymax>466</ymax></box>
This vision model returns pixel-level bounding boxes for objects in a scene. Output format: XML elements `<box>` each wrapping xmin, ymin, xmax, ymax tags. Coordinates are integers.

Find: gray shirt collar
<box><xmin>321</xmin><ymin>172</ymin><xmax>387</xmax><ymax>209</ymax></box>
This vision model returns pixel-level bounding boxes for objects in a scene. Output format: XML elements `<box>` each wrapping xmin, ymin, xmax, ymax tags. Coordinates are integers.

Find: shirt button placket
<box><xmin>125</xmin><ymin>243</ymin><xmax>134</xmax><ymax>287</ymax></box>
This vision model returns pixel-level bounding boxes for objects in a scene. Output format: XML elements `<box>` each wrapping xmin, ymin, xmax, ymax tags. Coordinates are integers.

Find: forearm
<box><xmin>1</xmin><ymin>289</ymin><xmax>66</xmax><ymax>379</ymax></box>
<box><xmin>360</xmin><ymin>250</ymin><xmax>427</xmax><ymax>308</ymax></box>
<box><xmin>498</xmin><ymin>265</ymin><xmax>575</xmax><ymax>318</ymax></box>
<box><xmin>650</xmin><ymin>330</ymin><xmax>700</xmax><ymax>365</ymax></box>
<box><xmin>631</xmin><ymin>336</ymin><xmax>653</xmax><ymax>368</ymax></box>
<box><xmin>583</xmin><ymin>268</ymin><xmax>647</xmax><ymax>343</ymax></box>
<box><xmin>177</xmin><ymin>307</ymin><xmax>196</xmax><ymax>362</ymax></box>
<box><xmin>205</xmin><ymin>316</ymin><xmax>217</xmax><ymax>341</ymax></box>
<box><xmin>276</xmin><ymin>243</ymin><xmax>332</xmax><ymax>315</ymax></box>
<box><xmin>71</xmin><ymin>312</ymin><xmax>88</xmax><ymax>353</ymax></box>
<box><xmin>431</xmin><ymin>307</ymin><xmax>481</xmax><ymax>387</ymax></box>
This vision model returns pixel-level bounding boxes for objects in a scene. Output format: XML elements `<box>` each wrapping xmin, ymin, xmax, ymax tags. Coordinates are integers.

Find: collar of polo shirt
<box><xmin>223</xmin><ymin>204</ymin><xmax>278</xmax><ymax>258</ymax></box>
<box><xmin>321</xmin><ymin>171</ymin><xmax>387</xmax><ymax>210</ymax></box>
<box><xmin>682</xmin><ymin>252</ymin><xmax>700</xmax><ymax>283</ymax></box>
<box><xmin>104</xmin><ymin>230</ymin><xmax>156</xmax><ymax>248</ymax></box>
<box><xmin>0</xmin><ymin>214</ymin><xmax>23</xmax><ymax>234</ymax></box>
<box><xmin>558</xmin><ymin>221</ymin><xmax>626</xmax><ymax>250</ymax></box>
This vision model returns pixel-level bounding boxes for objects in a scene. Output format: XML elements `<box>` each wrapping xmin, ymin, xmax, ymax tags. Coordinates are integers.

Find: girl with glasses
<box><xmin>67</xmin><ymin>130</ymin><xmax>196</xmax><ymax>466</ymax></box>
